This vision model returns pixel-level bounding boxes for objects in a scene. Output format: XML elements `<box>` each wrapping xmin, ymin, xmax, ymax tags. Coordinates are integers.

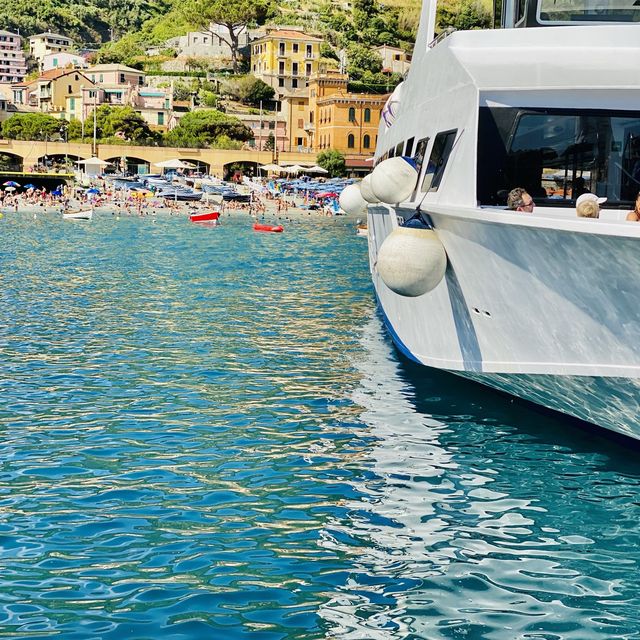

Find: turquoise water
<box><xmin>1</xmin><ymin>211</ymin><xmax>640</xmax><ymax>639</ymax></box>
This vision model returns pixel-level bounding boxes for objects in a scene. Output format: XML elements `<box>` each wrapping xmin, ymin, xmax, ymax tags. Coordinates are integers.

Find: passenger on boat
<box><xmin>626</xmin><ymin>192</ymin><xmax>640</xmax><ymax>221</ymax></box>
<box><xmin>507</xmin><ymin>188</ymin><xmax>534</xmax><ymax>213</ymax></box>
<box><xmin>576</xmin><ymin>193</ymin><xmax>606</xmax><ymax>219</ymax></box>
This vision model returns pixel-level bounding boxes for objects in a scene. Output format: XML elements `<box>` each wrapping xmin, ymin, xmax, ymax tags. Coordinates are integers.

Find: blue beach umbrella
<box><xmin>87</xmin><ymin>188</ymin><xmax>101</xmax><ymax>194</ymax></box>
<box><xmin>51</xmin><ymin>189</ymin><xmax>62</xmax><ymax>196</ymax></box>
<box><xmin>3</xmin><ymin>181</ymin><xmax>20</xmax><ymax>187</ymax></box>
<box><xmin>23</xmin><ymin>183</ymin><xmax>36</xmax><ymax>190</ymax></box>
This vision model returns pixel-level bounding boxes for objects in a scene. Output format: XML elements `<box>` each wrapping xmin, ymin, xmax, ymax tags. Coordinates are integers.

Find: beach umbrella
<box><xmin>259</xmin><ymin>163</ymin><xmax>284</xmax><ymax>172</ymax></box>
<box><xmin>306</xmin><ymin>165</ymin><xmax>329</xmax><ymax>175</ymax></box>
<box><xmin>4</xmin><ymin>186</ymin><xmax>16</xmax><ymax>192</ymax></box>
<box><xmin>76</xmin><ymin>157</ymin><xmax>110</xmax><ymax>166</ymax></box>
<box><xmin>23</xmin><ymin>183</ymin><xmax>36</xmax><ymax>189</ymax></box>
<box><xmin>3</xmin><ymin>181</ymin><xmax>20</xmax><ymax>187</ymax></box>
<box><xmin>154</xmin><ymin>159</ymin><xmax>192</xmax><ymax>169</ymax></box>
<box><xmin>87</xmin><ymin>188</ymin><xmax>101</xmax><ymax>194</ymax></box>
<box><xmin>283</xmin><ymin>165</ymin><xmax>305</xmax><ymax>174</ymax></box>
<box><xmin>51</xmin><ymin>189</ymin><xmax>62</xmax><ymax>196</ymax></box>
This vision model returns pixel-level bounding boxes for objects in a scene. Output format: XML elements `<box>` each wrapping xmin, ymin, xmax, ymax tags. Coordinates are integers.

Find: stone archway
<box><xmin>105</xmin><ymin>156</ymin><xmax>151</xmax><ymax>176</ymax></box>
<box><xmin>179</xmin><ymin>159</ymin><xmax>210</xmax><ymax>175</ymax></box>
<box><xmin>223</xmin><ymin>160</ymin><xmax>258</xmax><ymax>183</ymax></box>
<box><xmin>0</xmin><ymin>152</ymin><xmax>23</xmax><ymax>172</ymax></box>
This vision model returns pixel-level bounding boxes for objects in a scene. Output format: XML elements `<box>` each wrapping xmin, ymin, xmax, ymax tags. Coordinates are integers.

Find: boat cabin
<box><xmin>499</xmin><ymin>0</ymin><xmax>640</xmax><ymax>28</ymax></box>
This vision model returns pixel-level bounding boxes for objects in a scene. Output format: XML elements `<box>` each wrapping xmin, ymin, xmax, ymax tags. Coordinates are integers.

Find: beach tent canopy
<box><xmin>305</xmin><ymin>165</ymin><xmax>329</xmax><ymax>174</ymax></box>
<box><xmin>76</xmin><ymin>157</ymin><xmax>110</xmax><ymax>166</ymax></box>
<box><xmin>154</xmin><ymin>159</ymin><xmax>192</xmax><ymax>169</ymax></box>
<box><xmin>259</xmin><ymin>163</ymin><xmax>284</xmax><ymax>172</ymax></box>
<box><xmin>282</xmin><ymin>164</ymin><xmax>305</xmax><ymax>174</ymax></box>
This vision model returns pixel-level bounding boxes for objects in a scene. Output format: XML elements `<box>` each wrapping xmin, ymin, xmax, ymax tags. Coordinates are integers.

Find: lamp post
<box><xmin>59</xmin><ymin>125</ymin><xmax>68</xmax><ymax>170</ymax></box>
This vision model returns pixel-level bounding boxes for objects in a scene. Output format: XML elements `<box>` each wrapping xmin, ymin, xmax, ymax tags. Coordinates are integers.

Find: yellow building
<box><xmin>35</xmin><ymin>68</ymin><xmax>93</xmax><ymax>116</ymax></box>
<box><xmin>251</xmin><ymin>28</ymin><xmax>322</xmax><ymax>96</ymax></box>
<box><xmin>307</xmin><ymin>71</ymin><xmax>387</xmax><ymax>156</ymax></box>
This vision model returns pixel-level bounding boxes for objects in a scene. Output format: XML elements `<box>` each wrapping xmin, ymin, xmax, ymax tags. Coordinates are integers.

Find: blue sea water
<box><xmin>1</xmin><ymin>210</ymin><xmax>640</xmax><ymax>639</ymax></box>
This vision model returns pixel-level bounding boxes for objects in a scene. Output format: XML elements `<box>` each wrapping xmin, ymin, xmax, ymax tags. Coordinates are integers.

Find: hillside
<box><xmin>0</xmin><ymin>0</ymin><xmax>176</xmax><ymax>45</ymax></box>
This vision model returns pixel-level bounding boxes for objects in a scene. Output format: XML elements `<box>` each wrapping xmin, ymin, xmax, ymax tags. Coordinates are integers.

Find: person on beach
<box><xmin>626</xmin><ymin>192</ymin><xmax>640</xmax><ymax>221</ymax></box>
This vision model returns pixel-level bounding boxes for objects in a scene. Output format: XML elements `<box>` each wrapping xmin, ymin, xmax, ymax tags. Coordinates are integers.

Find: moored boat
<box><xmin>190</xmin><ymin>211</ymin><xmax>220</xmax><ymax>223</ymax></box>
<box><xmin>63</xmin><ymin>207</ymin><xmax>93</xmax><ymax>220</ymax></box>
<box><xmin>343</xmin><ymin>0</ymin><xmax>640</xmax><ymax>440</ymax></box>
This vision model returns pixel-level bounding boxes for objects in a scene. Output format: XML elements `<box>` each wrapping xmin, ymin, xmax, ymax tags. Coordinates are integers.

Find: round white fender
<box><xmin>339</xmin><ymin>183</ymin><xmax>368</xmax><ymax>216</ymax></box>
<box><xmin>359</xmin><ymin>174</ymin><xmax>379</xmax><ymax>204</ymax></box>
<box><xmin>370</xmin><ymin>156</ymin><xmax>419</xmax><ymax>204</ymax></box>
<box><xmin>377</xmin><ymin>227</ymin><xmax>447</xmax><ymax>297</ymax></box>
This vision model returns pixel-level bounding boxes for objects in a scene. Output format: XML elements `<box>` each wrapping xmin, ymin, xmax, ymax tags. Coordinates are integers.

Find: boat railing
<box><xmin>429</xmin><ymin>27</ymin><xmax>456</xmax><ymax>49</ymax></box>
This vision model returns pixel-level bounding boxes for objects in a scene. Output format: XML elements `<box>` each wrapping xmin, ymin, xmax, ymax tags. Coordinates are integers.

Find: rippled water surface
<box><xmin>1</xmin><ymin>211</ymin><xmax>640</xmax><ymax>639</ymax></box>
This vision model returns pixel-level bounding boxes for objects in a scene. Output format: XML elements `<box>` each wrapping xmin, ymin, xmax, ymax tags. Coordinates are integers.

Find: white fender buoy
<box><xmin>377</xmin><ymin>227</ymin><xmax>447</xmax><ymax>297</ymax></box>
<box><xmin>370</xmin><ymin>156</ymin><xmax>418</xmax><ymax>204</ymax></box>
<box><xmin>359</xmin><ymin>174</ymin><xmax>379</xmax><ymax>204</ymax></box>
<box><xmin>339</xmin><ymin>183</ymin><xmax>368</xmax><ymax>216</ymax></box>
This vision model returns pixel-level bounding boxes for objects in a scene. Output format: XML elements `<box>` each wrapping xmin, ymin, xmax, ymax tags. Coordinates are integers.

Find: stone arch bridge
<box><xmin>0</xmin><ymin>140</ymin><xmax>317</xmax><ymax>178</ymax></box>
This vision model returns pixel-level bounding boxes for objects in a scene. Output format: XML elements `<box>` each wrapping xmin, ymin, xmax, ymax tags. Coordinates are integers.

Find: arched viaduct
<box><xmin>0</xmin><ymin>140</ymin><xmax>318</xmax><ymax>178</ymax></box>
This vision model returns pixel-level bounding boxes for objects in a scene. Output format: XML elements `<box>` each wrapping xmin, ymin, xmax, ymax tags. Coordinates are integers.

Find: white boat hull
<box><xmin>369</xmin><ymin>204</ymin><xmax>640</xmax><ymax>438</ymax></box>
<box><xmin>63</xmin><ymin>209</ymin><xmax>93</xmax><ymax>220</ymax></box>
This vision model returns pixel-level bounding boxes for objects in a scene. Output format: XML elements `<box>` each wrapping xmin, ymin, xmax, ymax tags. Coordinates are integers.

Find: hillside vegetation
<box><xmin>0</xmin><ymin>0</ymin><xmax>176</xmax><ymax>44</ymax></box>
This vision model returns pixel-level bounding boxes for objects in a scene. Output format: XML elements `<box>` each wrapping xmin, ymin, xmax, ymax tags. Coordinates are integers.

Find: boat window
<box><xmin>538</xmin><ymin>0</ymin><xmax>640</xmax><ymax>24</ymax></box>
<box><xmin>405</xmin><ymin>137</ymin><xmax>415</xmax><ymax>157</ymax></box>
<box><xmin>422</xmin><ymin>130</ymin><xmax>457</xmax><ymax>192</ymax></box>
<box><xmin>388</xmin><ymin>146</ymin><xmax>395</xmax><ymax>158</ymax></box>
<box><xmin>477</xmin><ymin>106</ymin><xmax>640</xmax><ymax>207</ymax></box>
<box><xmin>395</xmin><ymin>142</ymin><xmax>403</xmax><ymax>157</ymax></box>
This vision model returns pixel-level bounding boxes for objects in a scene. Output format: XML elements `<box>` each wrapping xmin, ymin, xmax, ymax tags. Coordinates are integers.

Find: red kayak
<box><xmin>253</xmin><ymin>222</ymin><xmax>284</xmax><ymax>233</ymax></box>
<box><xmin>190</xmin><ymin>211</ymin><xmax>220</xmax><ymax>222</ymax></box>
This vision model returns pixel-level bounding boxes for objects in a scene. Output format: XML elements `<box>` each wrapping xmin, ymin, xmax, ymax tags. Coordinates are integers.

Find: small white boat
<box><xmin>63</xmin><ymin>208</ymin><xmax>93</xmax><ymax>221</ymax></box>
<box><xmin>356</xmin><ymin>224</ymin><xmax>368</xmax><ymax>237</ymax></box>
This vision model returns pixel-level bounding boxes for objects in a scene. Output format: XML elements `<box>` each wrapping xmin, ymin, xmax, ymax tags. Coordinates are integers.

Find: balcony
<box><xmin>304</xmin><ymin>122</ymin><xmax>315</xmax><ymax>131</ymax></box>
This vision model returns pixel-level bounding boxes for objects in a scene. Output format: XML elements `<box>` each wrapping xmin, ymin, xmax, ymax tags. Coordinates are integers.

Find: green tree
<box><xmin>264</xmin><ymin>132</ymin><xmax>274</xmax><ymax>152</ymax></box>
<box><xmin>93</xmin><ymin>35</ymin><xmax>145</xmax><ymax>66</ymax></box>
<box><xmin>183</xmin><ymin>0</ymin><xmax>276</xmax><ymax>73</ymax></box>
<box><xmin>98</xmin><ymin>105</ymin><xmax>158</xmax><ymax>142</ymax></box>
<box><xmin>346</xmin><ymin>43</ymin><xmax>383</xmax><ymax>81</ymax></box>
<box><xmin>317</xmin><ymin>149</ymin><xmax>346</xmax><ymax>178</ymax></box>
<box><xmin>1</xmin><ymin>113</ymin><xmax>65</xmax><ymax>141</ymax></box>
<box><xmin>222</xmin><ymin>75</ymin><xmax>275</xmax><ymax>106</ymax></box>
<box><xmin>164</xmin><ymin>109</ymin><xmax>253</xmax><ymax>148</ymax></box>
<box><xmin>437</xmin><ymin>0</ymin><xmax>491</xmax><ymax>31</ymax></box>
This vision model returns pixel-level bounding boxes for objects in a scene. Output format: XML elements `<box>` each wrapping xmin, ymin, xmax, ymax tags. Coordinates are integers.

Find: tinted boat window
<box><xmin>405</xmin><ymin>137</ymin><xmax>415</xmax><ymax>157</ymax></box>
<box><xmin>477</xmin><ymin>107</ymin><xmax>640</xmax><ymax>207</ymax></box>
<box><xmin>539</xmin><ymin>0</ymin><xmax>640</xmax><ymax>23</ymax></box>
<box><xmin>411</xmin><ymin>137</ymin><xmax>429</xmax><ymax>199</ymax></box>
<box><xmin>422</xmin><ymin>130</ymin><xmax>457</xmax><ymax>192</ymax></box>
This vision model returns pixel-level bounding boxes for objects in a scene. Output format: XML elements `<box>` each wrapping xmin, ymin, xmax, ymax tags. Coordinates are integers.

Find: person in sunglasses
<box><xmin>507</xmin><ymin>187</ymin><xmax>535</xmax><ymax>213</ymax></box>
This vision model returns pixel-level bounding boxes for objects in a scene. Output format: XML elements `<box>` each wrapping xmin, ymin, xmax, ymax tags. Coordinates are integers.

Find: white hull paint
<box><xmin>367</xmin><ymin>3</ymin><xmax>640</xmax><ymax>439</ymax></box>
<box><xmin>369</xmin><ymin>202</ymin><xmax>640</xmax><ymax>439</ymax></box>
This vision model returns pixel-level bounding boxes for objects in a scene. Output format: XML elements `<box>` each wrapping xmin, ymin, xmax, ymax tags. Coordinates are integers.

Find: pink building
<box><xmin>0</xmin><ymin>30</ymin><xmax>27</xmax><ymax>84</ymax></box>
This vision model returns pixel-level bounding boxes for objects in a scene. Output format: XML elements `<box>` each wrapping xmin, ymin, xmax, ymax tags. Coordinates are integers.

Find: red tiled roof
<box><xmin>257</xmin><ymin>29</ymin><xmax>322</xmax><ymax>42</ymax></box>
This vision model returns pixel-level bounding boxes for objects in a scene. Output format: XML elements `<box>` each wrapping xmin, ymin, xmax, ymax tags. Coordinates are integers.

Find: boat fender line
<box><xmin>370</xmin><ymin>156</ymin><xmax>419</xmax><ymax>204</ymax></box>
<box><xmin>339</xmin><ymin>183</ymin><xmax>368</xmax><ymax>216</ymax></box>
<box><xmin>377</xmin><ymin>226</ymin><xmax>447</xmax><ymax>297</ymax></box>
<box><xmin>360</xmin><ymin>174</ymin><xmax>379</xmax><ymax>204</ymax></box>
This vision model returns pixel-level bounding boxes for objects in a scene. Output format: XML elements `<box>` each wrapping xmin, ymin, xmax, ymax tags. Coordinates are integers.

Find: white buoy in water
<box><xmin>377</xmin><ymin>227</ymin><xmax>447</xmax><ymax>297</ymax></box>
<box><xmin>370</xmin><ymin>156</ymin><xmax>419</xmax><ymax>204</ymax></box>
<box><xmin>339</xmin><ymin>183</ymin><xmax>368</xmax><ymax>216</ymax></box>
<box><xmin>359</xmin><ymin>174</ymin><xmax>379</xmax><ymax>204</ymax></box>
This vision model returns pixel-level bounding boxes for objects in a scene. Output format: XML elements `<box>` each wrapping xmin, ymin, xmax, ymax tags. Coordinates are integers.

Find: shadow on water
<box><xmin>391</xmin><ymin>343</ymin><xmax>640</xmax><ymax>467</ymax></box>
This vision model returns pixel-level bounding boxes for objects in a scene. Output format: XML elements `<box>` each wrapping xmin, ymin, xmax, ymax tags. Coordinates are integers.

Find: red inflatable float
<box><xmin>253</xmin><ymin>222</ymin><xmax>284</xmax><ymax>233</ymax></box>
